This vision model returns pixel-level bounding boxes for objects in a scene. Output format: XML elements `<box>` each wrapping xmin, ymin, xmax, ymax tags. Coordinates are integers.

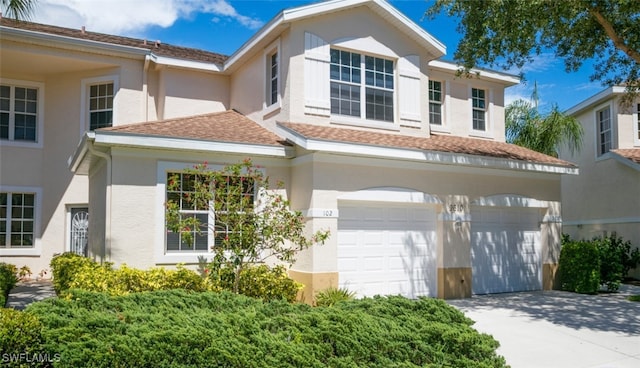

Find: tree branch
<box><xmin>589</xmin><ymin>7</ymin><xmax>640</xmax><ymax>65</ymax></box>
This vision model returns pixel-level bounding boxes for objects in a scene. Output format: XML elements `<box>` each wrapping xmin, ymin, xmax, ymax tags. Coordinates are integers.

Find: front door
<box><xmin>70</xmin><ymin>207</ymin><xmax>89</xmax><ymax>256</ymax></box>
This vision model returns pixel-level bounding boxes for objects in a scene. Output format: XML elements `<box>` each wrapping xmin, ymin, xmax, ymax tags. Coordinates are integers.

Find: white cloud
<box><xmin>31</xmin><ymin>0</ymin><xmax>264</xmax><ymax>36</ymax></box>
<box><xmin>504</xmin><ymin>53</ymin><xmax>560</xmax><ymax>75</ymax></box>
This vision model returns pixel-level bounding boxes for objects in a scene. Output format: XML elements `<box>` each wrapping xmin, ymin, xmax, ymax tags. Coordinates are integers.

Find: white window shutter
<box><xmin>398</xmin><ymin>54</ymin><xmax>421</xmax><ymax>127</ymax></box>
<box><xmin>304</xmin><ymin>32</ymin><xmax>330</xmax><ymax>116</ymax></box>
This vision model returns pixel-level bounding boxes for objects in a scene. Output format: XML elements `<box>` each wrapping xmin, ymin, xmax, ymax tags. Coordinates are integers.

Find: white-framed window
<box><xmin>156</xmin><ymin>162</ymin><xmax>259</xmax><ymax>263</ymax></box>
<box><xmin>0</xmin><ymin>79</ymin><xmax>44</xmax><ymax>147</ymax></box>
<box><xmin>330</xmin><ymin>48</ymin><xmax>394</xmax><ymax>123</ymax></box>
<box><xmin>472</xmin><ymin>88</ymin><xmax>486</xmax><ymax>131</ymax></box>
<box><xmin>263</xmin><ymin>40</ymin><xmax>281</xmax><ymax>113</ymax></box>
<box><xmin>596</xmin><ymin>105</ymin><xmax>612</xmax><ymax>155</ymax></box>
<box><xmin>81</xmin><ymin>75</ymin><xmax>118</xmax><ymax>134</ymax></box>
<box><xmin>429</xmin><ymin>80</ymin><xmax>443</xmax><ymax>125</ymax></box>
<box><xmin>0</xmin><ymin>186</ymin><xmax>42</xmax><ymax>256</ymax></box>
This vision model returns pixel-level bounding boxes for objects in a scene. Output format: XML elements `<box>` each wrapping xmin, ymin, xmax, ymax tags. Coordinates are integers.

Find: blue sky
<box><xmin>28</xmin><ymin>0</ymin><xmax>604</xmax><ymax>112</ymax></box>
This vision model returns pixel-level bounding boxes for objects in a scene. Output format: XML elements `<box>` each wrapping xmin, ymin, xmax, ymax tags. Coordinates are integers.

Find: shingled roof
<box><xmin>99</xmin><ymin>110</ymin><xmax>289</xmax><ymax>147</ymax></box>
<box><xmin>279</xmin><ymin>122</ymin><xmax>576</xmax><ymax>167</ymax></box>
<box><xmin>0</xmin><ymin>18</ymin><xmax>228</xmax><ymax>65</ymax></box>
<box><xmin>612</xmin><ymin>149</ymin><xmax>640</xmax><ymax>165</ymax></box>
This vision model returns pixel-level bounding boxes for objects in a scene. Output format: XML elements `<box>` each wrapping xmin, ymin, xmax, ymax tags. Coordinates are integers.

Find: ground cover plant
<box><xmin>8</xmin><ymin>289</ymin><xmax>507</xmax><ymax>368</ymax></box>
<box><xmin>0</xmin><ymin>262</ymin><xmax>19</xmax><ymax>307</ymax></box>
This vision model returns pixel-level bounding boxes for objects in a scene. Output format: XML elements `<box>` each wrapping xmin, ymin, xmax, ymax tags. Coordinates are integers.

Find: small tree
<box><xmin>165</xmin><ymin>159</ymin><xmax>329</xmax><ymax>293</ymax></box>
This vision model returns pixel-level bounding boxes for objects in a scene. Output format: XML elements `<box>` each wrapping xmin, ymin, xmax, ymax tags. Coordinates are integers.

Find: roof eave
<box><xmin>565</xmin><ymin>86</ymin><xmax>627</xmax><ymax>115</ymax></box>
<box><xmin>1</xmin><ymin>25</ymin><xmax>149</xmax><ymax>58</ymax></box>
<box><xmin>68</xmin><ymin>132</ymin><xmax>95</xmax><ymax>174</ymax></box>
<box><xmin>428</xmin><ymin>60</ymin><xmax>521</xmax><ymax>85</ymax></box>
<box><xmin>610</xmin><ymin>151</ymin><xmax>640</xmax><ymax>171</ymax></box>
<box><xmin>276</xmin><ymin>123</ymin><xmax>577</xmax><ymax>175</ymax></box>
<box><xmin>94</xmin><ymin>131</ymin><xmax>294</xmax><ymax>158</ymax></box>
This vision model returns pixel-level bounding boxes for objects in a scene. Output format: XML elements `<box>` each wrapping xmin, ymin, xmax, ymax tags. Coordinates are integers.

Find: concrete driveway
<box><xmin>447</xmin><ymin>285</ymin><xmax>640</xmax><ymax>368</ymax></box>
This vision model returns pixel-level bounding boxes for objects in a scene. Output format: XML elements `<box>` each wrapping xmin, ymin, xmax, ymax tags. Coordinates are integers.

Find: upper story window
<box><xmin>330</xmin><ymin>49</ymin><xmax>394</xmax><ymax>123</ymax></box>
<box><xmin>429</xmin><ymin>80</ymin><xmax>443</xmax><ymax>125</ymax></box>
<box><xmin>0</xmin><ymin>192</ymin><xmax>35</xmax><ymax>248</ymax></box>
<box><xmin>89</xmin><ymin>82</ymin><xmax>114</xmax><ymax>130</ymax></box>
<box><xmin>635</xmin><ymin>103</ymin><xmax>640</xmax><ymax>145</ymax></box>
<box><xmin>268</xmin><ymin>52</ymin><xmax>279</xmax><ymax>106</ymax></box>
<box><xmin>597</xmin><ymin>106</ymin><xmax>612</xmax><ymax>155</ymax></box>
<box><xmin>0</xmin><ymin>84</ymin><xmax>38</xmax><ymax>142</ymax></box>
<box><xmin>472</xmin><ymin>88</ymin><xmax>486</xmax><ymax>131</ymax></box>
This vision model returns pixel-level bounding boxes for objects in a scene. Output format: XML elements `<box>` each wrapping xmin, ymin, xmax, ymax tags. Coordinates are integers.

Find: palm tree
<box><xmin>1</xmin><ymin>0</ymin><xmax>37</xmax><ymax>20</ymax></box>
<box><xmin>506</xmin><ymin>83</ymin><xmax>583</xmax><ymax>157</ymax></box>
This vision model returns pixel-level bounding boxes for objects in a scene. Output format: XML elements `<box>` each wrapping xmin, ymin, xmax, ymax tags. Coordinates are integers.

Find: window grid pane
<box><xmin>89</xmin><ymin>82</ymin><xmax>114</xmax><ymax>130</ymax></box>
<box><xmin>598</xmin><ymin>107</ymin><xmax>612</xmax><ymax>155</ymax></box>
<box><xmin>429</xmin><ymin>81</ymin><xmax>442</xmax><ymax>125</ymax></box>
<box><xmin>0</xmin><ymin>192</ymin><xmax>35</xmax><ymax>248</ymax></box>
<box><xmin>472</xmin><ymin>88</ymin><xmax>486</xmax><ymax>131</ymax></box>
<box><xmin>1</xmin><ymin>85</ymin><xmax>38</xmax><ymax>142</ymax></box>
<box><xmin>270</xmin><ymin>52</ymin><xmax>278</xmax><ymax>105</ymax></box>
<box><xmin>637</xmin><ymin>103</ymin><xmax>640</xmax><ymax>140</ymax></box>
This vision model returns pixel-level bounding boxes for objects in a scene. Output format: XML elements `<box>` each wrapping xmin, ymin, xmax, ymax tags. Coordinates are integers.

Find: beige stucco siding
<box><xmin>160</xmin><ymin>68</ymin><xmax>229</xmax><ymax>120</ymax></box>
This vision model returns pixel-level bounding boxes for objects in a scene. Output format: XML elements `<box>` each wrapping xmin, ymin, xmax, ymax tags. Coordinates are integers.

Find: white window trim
<box><xmin>155</xmin><ymin>161</ymin><xmax>265</xmax><ymax>265</ymax></box>
<box><xmin>263</xmin><ymin>39</ymin><xmax>281</xmax><ymax>116</ymax></box>
<box><xmin>633</xmin><ymin>102</ymin><xmax>640</xmax><ymax>147</ymax></box>
<box><xmin>329</xmin><ymin>48</ymin><xmax>397</xmax><ymax>126</ymax></box>
<box><xmin>0</xmin><ymin>186</ymin><xmax>42</xmax><ymax>256</ymax></box>
<box><xmin>469</xmin><ymin>86</ymin><xmax>494</xmax><ymax>139</ymax></box>
<box><xmin>80</xmin><ymin>75</ymin><xmax>119</xmax><ymax>138</ymax></box>
<box><xmin>429</xmin><ymin>79</ymin><xmax>451</xmax><ymax>133</ymax></box>
<box><xmin>0</xmin><ymin>78</ymin><xmax>45</xmax><ymax>149</ymax></box>
<box><xmin>594</xmin><ymin>101</ymin><xmax>614</xmax><ymax>159</ymax></box>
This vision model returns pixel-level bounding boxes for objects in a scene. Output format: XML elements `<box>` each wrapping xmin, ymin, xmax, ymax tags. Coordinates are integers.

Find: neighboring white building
<box><xmin>561</xmin><ymin>86</ymin><xmax>640</xmax><ymax>278</ymax></box>
<box><xmin>1</xmin><ymin>0</ymin><xmax>577</xmax><ymax>301</ymax></box>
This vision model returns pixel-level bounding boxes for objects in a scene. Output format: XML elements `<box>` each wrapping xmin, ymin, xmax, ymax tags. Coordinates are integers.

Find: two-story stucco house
<box><xmin>561</xmin><ymin>87</ymin><xmax>640</xmax><ymax>278</ymax></box>
<box><xmin>1</xmin><ymin>0</ymin><xmax>577</xmax><ymax>300</ymax></box>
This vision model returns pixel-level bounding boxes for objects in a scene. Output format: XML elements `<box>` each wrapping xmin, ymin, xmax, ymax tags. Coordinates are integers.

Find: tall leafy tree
<box><xmin>426</xmin><ymin>0</ymin><xmax>640</xmax><ymax>100</ymax></box>
<box><xmin>1</xmin><ymin>0</ymin><xmax>37</xmax><ymax>20</ymax></box>
<box><xmin>506</xmin><ymin>84</ymin><xmax>583</xmax><ymax>157</ymax></box>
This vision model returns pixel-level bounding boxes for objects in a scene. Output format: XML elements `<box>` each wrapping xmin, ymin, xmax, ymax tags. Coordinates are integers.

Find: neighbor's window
<box><xmin>330</xmin><ymin>49</ymin><xmax>394</xmax><ymax>123</ymax></box>
<box><xmin>597</xmin><ymin>106</ymin><xmax>612</xmax><ymax>155</ymax></box>
<box><xmin>472</xmin><ymin>88</ymin><xmax>486</xmax><ymax>131</ymax></box>
<box><xmin>89</xmin><ymin>82</ymin><xmax>114</xmax><ymax>130</ymax></box>
<box><xmin>0</xmin><ymin>84</ymin><xmax>38</xmax><ymax>142</ymax></box>
<box><xmin>165</xmin><ymin>173</ymin><xmax>255</xmax><ymax>253</ymax></box>
<box><xmin>429</xmin><ymin>80</ymin><xmax>442</xmax><ymax>125</ymax></box>
<box><xmin>0</xmin><ymin>192</ymin><xmax>35</xmax><ymax>248</ymax></box>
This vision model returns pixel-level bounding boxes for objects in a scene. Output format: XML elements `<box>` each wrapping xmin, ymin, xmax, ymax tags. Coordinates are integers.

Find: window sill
<box><xmin>331</xmin><ymin>117</ymin><xmax>400</xmax><ymax>132</ymax></box>
<box><xmin>469</xmin><ymin>130</ymin><xmax>494</xmax><ymax>139</ymax></box>
<box><xmin>0</xmin><ymin>140</ymin><xmax>43</xmax><ymax>149</ymax></box>
<box><xmin>430</xmin><ymin>124</ymin><xmax>451</xmax><ymax>134</ymax></box>
<box><xmin>154</xmin><ymin>251</ymin><xmax>213</xmax><ymax>265</ymax></box>
<box><xmin>263</xmin><ymin>101</ymin><xmax>281</xmax><ymax>118</ymax></box>
<box><xmin>0</xmin><ymin>248</ymin><xmax>41</xmax><ymax>257</ymax></box>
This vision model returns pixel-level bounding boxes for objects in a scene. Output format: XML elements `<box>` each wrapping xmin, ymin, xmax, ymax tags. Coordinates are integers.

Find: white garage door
<box><xmin>471</xmin><ymin>207</ymin><xmax>542</xmax><ymax>294</ymax></box>
<box><xmin>338</xmin><ymin>203</ymin><xmax>437</xmax><ymax>298</ymax></box>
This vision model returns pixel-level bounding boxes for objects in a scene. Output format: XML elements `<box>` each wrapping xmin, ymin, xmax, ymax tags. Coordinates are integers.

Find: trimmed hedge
<box><xmin>0</xmin><ymin>263</ymin><xmax>19</xmax><ymax>308</ymax></box>
<box><xmin>209</xmin><ymin>265</ymin><xmax>302</xmax><ymax>302</ymax></box>
<box><xmin>0</xmin><ymin>308</ymin><xmax>48</xmax><ymax>367</ymax></box>
<box><xmin>559</xmin><ymin>237</ymin><xmax>600</xmax><ymax>294</ymax></box>
<box><xmin>16</xmin><ymin>289</ymin><xmax>507</xmax><ymax>367</ymax></box>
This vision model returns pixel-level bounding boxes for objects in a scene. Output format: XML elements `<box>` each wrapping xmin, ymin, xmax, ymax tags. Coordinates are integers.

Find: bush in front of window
<box><xmin>0</xmin><ymin>262</ymin><xmax>19</xmax><ymax>307</ymax></box>
<box><xmin>208</xmin><ymin>264</ymin><xmax>302</xmax><ymax>303</ymax></box>
<box><xmin>21</xmin><ymin>289</ymin><xmax>507</xmax><ymax>367</ymax></box>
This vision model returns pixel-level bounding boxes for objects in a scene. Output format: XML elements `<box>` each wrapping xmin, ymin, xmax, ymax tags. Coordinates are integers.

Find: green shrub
<box><xmin>628</xmin><ymin>295</ymin><xmax>640</xmax><ymax>302</ymax></box>
<box><xmin>0</xmin><ymin>308</ymin><xmax>50</xmax><ymax>367</ymax></box>
<box><xmin>314</xmin><ymin>287</ymin><xmax>356</xmax><ymax>306</ymax></box>
<box><xmin>24</xmin><ymin>289</ymin><xmax>507</xmax><ymax>367</ymax></box>
<box><xmin>209</xmin><ymin>265</ymin><xmax>302</xmax><ymax>302</ymax></box>
<box><xmin>0</xmin><ymin>263</ymin><xmax>19</xmax><ymax>307</ymax></box>
<box><xmin>596</xmin><ymin>235</ymin><xmax>640</xmax><ymax>292</ymax></box>
<box><xmin>559</xmin><ymin>237</ymin><xmax>600</xmax><ymax>294</ymax></box>
<box><xmin>51</xmin><ymin>252</ymin><xmax>206</xmax><ymax>296</ymax></box>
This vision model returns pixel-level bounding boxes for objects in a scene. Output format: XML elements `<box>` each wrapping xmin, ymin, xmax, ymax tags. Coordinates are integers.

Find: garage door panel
<box><xmin>338</xmin><ymin>203</ymin><xmax>437</xmax><ymax>298</ymax></box>
<box><xmin>472</xmin><ymin>207</ymin><xmax>542</xmax><ymax>294</ymax></box>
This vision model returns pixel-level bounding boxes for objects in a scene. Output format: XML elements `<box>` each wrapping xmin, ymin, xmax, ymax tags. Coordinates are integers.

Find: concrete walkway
<box><xmin>5</xmin><ymin>280</ymin><xmax>56</xmax><ymax>310</ymax></box>
<box><xmin>448</xmin><ymin>284</ymin><xmax>640</xmax><ymax>368</ymax></box>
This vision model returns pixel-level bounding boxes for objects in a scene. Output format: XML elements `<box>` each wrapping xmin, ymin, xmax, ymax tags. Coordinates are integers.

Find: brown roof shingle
<box><xmin>0</xmin><ymin>18</ymin><xmax>228</xmax><ymax>65</ymax></box>
<box><xmin>612</xmin><ymin>149</ymin><xmax>640</xmax><ymax>165</ymax></box>
<box><xmin>100</xmin><ymin>110</ymin><xmax>289</xmax><ymax>147</ymax></box>
<box><xmin>280</xmin><ymin>122</ymin><xmax>576</xmax><ymax>167</ymax></box>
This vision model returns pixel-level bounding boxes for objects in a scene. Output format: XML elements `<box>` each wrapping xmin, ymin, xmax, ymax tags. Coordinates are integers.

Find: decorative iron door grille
<box><xmin>70</xmin><ymin>208</ymin><xmax>89</xmax><ymax>256</ymax></box>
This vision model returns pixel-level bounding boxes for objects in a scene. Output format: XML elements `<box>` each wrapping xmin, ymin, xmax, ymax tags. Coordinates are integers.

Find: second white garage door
<box><xmin>337</xmin><ymin>202</ymin><xmax>437</xmax><ymax>298</ymax></box>
<box><xmin>471</xmin><ymin>207</ymin><xmax>542</xmax><ymax>294</ymax></box>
